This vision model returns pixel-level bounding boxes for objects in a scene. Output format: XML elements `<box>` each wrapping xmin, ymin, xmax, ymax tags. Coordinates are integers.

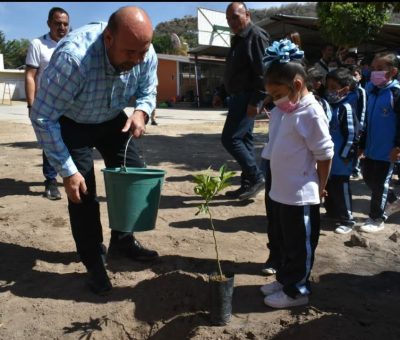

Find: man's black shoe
<box><xmin>87</xmin><ymin>259</ymin><xmax>112</xmax><ymax>296</ymax></box>
<box><xmin>238</xmin><ymin>178</ymin><xmax>265</xmax><ymax>201</ymax></box>
<box><xmin>108</xmin><ymin>234</ymin><xmax>159</xmax><ymax>261</ymax></box>
<box><xmin>44</xmin><ymin>179</ymin><xmax>62</xmax><ymax>200</ymax></box>
<box><xmin>225</xmin><ymin>183</ymin><xmax>249</xmax><ymax>199</ymax></box>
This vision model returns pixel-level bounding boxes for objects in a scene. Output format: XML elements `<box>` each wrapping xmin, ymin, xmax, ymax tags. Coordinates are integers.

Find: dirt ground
<box><xmin>0</xmin><ymin>117</ymin><xmax>399</xmax><ymax>340</ymax></box>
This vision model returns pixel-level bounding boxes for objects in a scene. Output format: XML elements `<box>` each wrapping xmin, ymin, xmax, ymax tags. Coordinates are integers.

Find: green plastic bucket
<box><xmin>101</xmin><ymin>167</ymin><xmax>166</xmax><ymax>232</ymax></box>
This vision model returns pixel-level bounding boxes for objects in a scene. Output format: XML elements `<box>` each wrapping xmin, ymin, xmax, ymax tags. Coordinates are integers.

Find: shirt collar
<box><xmin>103</xmin><ymin>39</ymin><xmax>117</xmax><ymax>76</ymax></box>
<box><xmin>46</xmin><ymin>33</ymin><xmax>58</xmax><ymax>43</ymax></box>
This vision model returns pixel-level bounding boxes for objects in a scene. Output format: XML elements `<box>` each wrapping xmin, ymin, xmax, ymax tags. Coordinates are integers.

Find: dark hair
<box><xmin>48</xmin><ymin>7</ymin><xmax>69</xmax><ymax>22</ymax></box>
<box><xmin>360</xmin><ymin>53</ymin><xmax>374</xmax><ymax>66</ymax></box>
<box><xmin>326</xmin><ymin>67</ymin><xmax>355</xmax><ymax>90</ymax></box>
<box><xmin>307</xmin><ymin>67</ymin><xmax>324</xmax><ymax>82</ymax></box>
<box><xmin>346</xmin><ymin>64</ymin><xmax>362</xmax><ymax>75</ymax></box>
<box><xmin>264</xmin><ymin>60</ymin><xmax>307</xmax><ymax>87</ymax></box>
<box><xmin>344</xmin><ymin>52</ymin><xmax>358</xmax><ymax>63</ymax></box>
<box><xmin>373</xmin><ymin>51</ymin><xmax>399</xmax><ymax>69</ymax></box>
<box><xmin>321</xmin><ymin>43</ymin><xmax>335</xmax><ymax>51</ymax></box>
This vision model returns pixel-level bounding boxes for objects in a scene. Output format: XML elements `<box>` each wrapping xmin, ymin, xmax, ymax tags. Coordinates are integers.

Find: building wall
<box><xmin>0</xmin><ymin>70</ymin><xmax>26</xmax><ymax>101</ymax></box>
<box><xmin>157</xmin><ymin>59</ymin><xmax>177</xmax><ymax>103</ymax></box>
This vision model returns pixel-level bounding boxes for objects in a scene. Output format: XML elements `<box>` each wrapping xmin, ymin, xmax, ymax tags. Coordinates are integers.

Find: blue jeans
<box><xmin>42</xmin><ymin>151</ymin><xmax>57</xmax><ymax>181</ymax></box>
<box><xmin>221</xmin><ymin>92</ymin><xmax>263</xmax><ymax>184</ymax></box>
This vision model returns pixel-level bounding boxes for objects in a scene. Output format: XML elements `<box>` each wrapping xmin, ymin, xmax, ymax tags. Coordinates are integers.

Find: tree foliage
<box><xmin>0</xmin><ymin>30</ymin><xmax>30</xmax><ymax>69</ymax></box>
<box><xmin>152</xmin><ymin>33</ymin><xmax>188</xmax><ymax>55</ymax></box>
<box><xmin>316</xmin><ymin>3</ymin><xmax>392</xmax><ymax>47</ymax></box>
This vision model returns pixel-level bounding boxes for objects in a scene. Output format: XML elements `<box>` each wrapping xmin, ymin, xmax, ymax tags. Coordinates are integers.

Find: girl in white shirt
<box><xmin>260</xmin><ymin>40</ymin><xmax>334</xmax><ymax>308</ymax></box>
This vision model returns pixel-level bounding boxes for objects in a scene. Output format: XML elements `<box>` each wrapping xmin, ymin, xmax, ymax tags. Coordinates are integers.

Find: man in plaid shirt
<box><xmin>30</xmin><ymin>6</ymin><xmax>159</xmax><ymax>295</ymax></box>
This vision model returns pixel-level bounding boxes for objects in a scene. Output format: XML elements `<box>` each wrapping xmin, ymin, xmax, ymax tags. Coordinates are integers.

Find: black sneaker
<box><xmin>87</xmin><ymin>259</ymin><xmax>112</xmax><ymax>296</ymax></box>
<box><xmin>238</xmin><ymin>178</ymin><xmax>265</xmax><ymax>201</ymax></box>
<box><xmin>225</xmin><ymin>183</ymin><xmax>250</xmax><ymax>199</ymax></box>
<box><xmin>108</xmin><ymin>234</ymin><xmax>159</xmax><ymax>261</ymax></box>
<box><xmin>44</xmin><ymin>179</ymin><xmax>61</xmax><ymax>200</ymax></box>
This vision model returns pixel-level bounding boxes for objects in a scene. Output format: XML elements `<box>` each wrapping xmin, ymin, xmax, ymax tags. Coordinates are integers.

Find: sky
<box><xmin>0</xmin><ymin>2</ymin><xmax>304</xmax><ymax>41</ymax></box>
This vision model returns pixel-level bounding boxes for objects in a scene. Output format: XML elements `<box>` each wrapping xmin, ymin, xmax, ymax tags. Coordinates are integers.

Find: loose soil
<box><xmin>0</xmin><ymin>119</ymin><xmax>399</xmax><ymax>340</ymax></box>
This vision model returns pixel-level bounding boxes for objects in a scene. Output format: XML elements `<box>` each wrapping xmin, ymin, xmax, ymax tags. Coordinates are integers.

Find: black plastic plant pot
<box><xmin>209</xmin><ymin>271</ymin><xmax>235</xmax><ymax>326</ymax></box>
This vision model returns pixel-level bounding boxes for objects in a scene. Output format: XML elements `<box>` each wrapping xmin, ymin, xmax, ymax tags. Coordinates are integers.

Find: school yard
<box><xmin>0</xmin><ymin>102</ymin><xmax>399</xmax><ymax>339</ymax></box>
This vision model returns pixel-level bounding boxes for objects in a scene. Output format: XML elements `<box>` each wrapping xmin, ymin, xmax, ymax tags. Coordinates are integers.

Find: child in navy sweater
<box><xmin>359</xmin><ymin>51</ymin><xmax>400</xmax><ymax>232</ymax></box>
<box><xmin>323</xmin><ymin>68</ymin><xmax>360</xmax><ymax>234</ymax></box>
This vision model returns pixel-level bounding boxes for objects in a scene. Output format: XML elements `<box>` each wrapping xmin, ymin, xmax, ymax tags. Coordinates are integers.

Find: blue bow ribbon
<box><xmin>263</xmin><ymin>39</ymin><xmax>304</xmax><ymax>66</ymax></box>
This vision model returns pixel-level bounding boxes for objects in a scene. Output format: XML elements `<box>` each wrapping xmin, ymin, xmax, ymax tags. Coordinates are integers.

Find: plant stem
<box><xmin>208</xmin><ymin>209</ymin><xmax>223</xmax><ymax>280</ymax></box>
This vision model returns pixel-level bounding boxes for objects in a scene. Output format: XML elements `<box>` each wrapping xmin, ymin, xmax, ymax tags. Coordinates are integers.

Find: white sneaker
<box><xmin>359</xmin><ymin>218</ymin><xmax>385</xmax><ymax>233</ymax></box>
<box><xmin>264</xmin><ymin>290</ymin><xmax>309</xmax><ymax>308</ymax></box>
<box><xmin>260</xmin><ymin>281</ymin><xmax>283</xmax><ymax>296</ymax></box>
<box><xmin>334</xmin><ymin>225</ymin><xmax>353</xmax><ymax>234</ymax></box>
<box><xmin>385</xmin><ymin>199</ymin><xmax>400</xmax><ymax>217</ymax></box>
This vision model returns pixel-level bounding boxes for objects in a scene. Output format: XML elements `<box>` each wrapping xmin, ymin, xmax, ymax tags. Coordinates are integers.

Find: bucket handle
<box><xmin>121</xmin><ymin>134</ymin><xmax>146</xmax><ymax>172</ymax></box>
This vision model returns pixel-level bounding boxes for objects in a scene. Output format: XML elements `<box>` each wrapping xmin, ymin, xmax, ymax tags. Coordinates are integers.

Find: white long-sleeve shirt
<box><xmin>269</xmin><ymin>93</ymin><xmax>334</xmax><ymax>206</ymax></box>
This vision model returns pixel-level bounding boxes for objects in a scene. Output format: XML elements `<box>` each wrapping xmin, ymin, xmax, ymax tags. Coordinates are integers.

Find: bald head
<box><xmin>104</xmin><ymin>6</ymin><xmax>153</xmax><ymax>73</ymax></box>
<box><xmin>226</xmin><ymin>2</ymin><xmax>250</xmax><ymax>35</ymax></box>
<box><xmin>108</xmin><ymin>6</ymin><xmax>153</xmax><ymax>42</ymax></box>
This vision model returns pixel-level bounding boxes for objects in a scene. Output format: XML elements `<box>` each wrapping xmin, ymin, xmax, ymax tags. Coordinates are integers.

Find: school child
<box><xmin>323</xmin><ymin>68</ymin><xmax>360</xmax><ymax>234</ymax></box>
<box><xmin>347</xmin><ymin>65</ymin><xmax>367</xmax><ymax>178</ymax></box>
<box><xmin>260</xmin><ymin>39</ymin><xmax>334</xmax><ymax>308</ymax></box>
<box><xmin>359</xmin><ymin>51</ymin><xmax>400</xmax><ymax>232</ymax></box>
<box><xmin>306</xmin><ymin>67</ymin><xmax>326</xmax><ymax>100</ymax></box>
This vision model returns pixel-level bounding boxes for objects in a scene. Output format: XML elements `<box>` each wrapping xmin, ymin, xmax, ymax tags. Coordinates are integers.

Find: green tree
<box><xmin>3</xmin><ymin>38</ymin><xmax>30</xmax><ymax>68</ymax></box>
<box><xmin>0</xmin><ymin>31</ymin><xmax>6</xmax><ymax>53</ymax></box>
<box><xmin>0</xmin><ymin>30</ymin><xmax>30</xmax><ymax>69</ymax></box>
<box><xmin>316</xmin><ymin>3</ymin><xmax>392</xmax><ymax>47</ymax></box>
<box><xmin>152</xmin><ymin>33</ymin><xmax>174</xmax><ymax>54</ymax></box>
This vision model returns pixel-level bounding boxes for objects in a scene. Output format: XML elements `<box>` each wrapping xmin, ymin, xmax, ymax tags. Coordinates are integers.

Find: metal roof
<box><xmin>189</xmin><ymin>14</ymin><xmax>400</xmax><ymax>61</ymax></box>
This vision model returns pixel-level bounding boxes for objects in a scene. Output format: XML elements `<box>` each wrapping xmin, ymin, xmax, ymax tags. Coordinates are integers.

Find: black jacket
<box><xmin>223</xmin><ymin>22</ymin><xmax>270</xmax><ymax>108</ymax></box>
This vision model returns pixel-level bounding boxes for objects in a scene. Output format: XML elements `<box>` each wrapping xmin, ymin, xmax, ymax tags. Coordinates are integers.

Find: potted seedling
<box><xmin>193</xmin><ymin>164</ymin><xmax>236</xmax><ymax>326</ymax></box>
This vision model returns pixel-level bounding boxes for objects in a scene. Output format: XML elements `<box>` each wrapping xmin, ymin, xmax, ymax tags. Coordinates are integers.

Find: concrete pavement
<box><xmin>0</xmin><ymin>101</ymin><xmax>229</xmax><ymax>125</ymax></box>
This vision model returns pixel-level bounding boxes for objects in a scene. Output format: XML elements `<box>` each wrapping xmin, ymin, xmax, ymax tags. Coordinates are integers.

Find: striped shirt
<box><xmin>30</xmin><ymin>22</ymin><xmax>158</xmax><ymax>177</ymax></box>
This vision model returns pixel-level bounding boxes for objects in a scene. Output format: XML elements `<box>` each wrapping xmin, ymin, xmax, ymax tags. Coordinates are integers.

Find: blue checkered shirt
<box><xmin>30</xmin><ymin>22</ymin><xmax>158</xmax><ymax>177</ymax></box>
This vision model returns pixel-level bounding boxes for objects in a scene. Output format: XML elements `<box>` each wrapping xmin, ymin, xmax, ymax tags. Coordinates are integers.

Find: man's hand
<box><xmin>63</xmin><ymin>172</ymin><xmax>87</xmax><ymax>203</ymax></box>
<box><xmin>122</xmin><ymin>110</ymin><xmax>147</xmax><ymax>138</ymax></box>
<box><xmin>246</xmin><ymin>104</ymin><xmax>259</xmax><ymax>118</ymax></box>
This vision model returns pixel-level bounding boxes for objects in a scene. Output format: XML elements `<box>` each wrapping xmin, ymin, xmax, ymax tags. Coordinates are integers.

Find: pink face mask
<box><xmin>371</xmin><ymin>71</ymin><xmax>389</xmax><ymax>87</ymax></box>
<box><xmin>273</xmin><ymin>95</ymin><xmax>299</xmax><ymax>113</ymax></box>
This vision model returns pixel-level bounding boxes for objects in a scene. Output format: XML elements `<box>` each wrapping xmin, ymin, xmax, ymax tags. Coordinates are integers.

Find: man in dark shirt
<box><xmin>222</xmin><ymin>2</ymin><xmax>269</xmax><ymax>200</ymax></box>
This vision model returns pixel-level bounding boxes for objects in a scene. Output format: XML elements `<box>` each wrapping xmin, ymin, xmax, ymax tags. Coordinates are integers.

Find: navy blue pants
<box><xmin>42</xmin><ymin>151</ymin><xmax>57</xmax><ymax>180</ymax></box>
<box><xmin>221</xmin><ymin>92</ymin><xmax>263</xmax><ymax>184</ymax></box>
<box><xmin>324</xmin><ymin>175</ymin><xmax>355</xmax><ymax>226</ymax></box>
<box><xmin>270</xmin><ymin>200</ymin><xmax>320</xmax><ymax>298</ymax></box>
<box><xmin>264</xmin><ymin>160</ymin><xmax>281</xmax><ymax>268</ymax></box>
<box><xmin>362</xmin><ymin>158</ymin><xmax>394</xmax><ymax>220</ymax></box>
<box><xmin>60</xmin><ymin>112</ymin><xmax>144</xmax><ymax>269</ymax></box>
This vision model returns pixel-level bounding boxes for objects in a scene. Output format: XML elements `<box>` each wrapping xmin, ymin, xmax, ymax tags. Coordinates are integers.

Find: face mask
<box><xmin>325</xmin><ymin>90</ymin><xmax>343</xmax><ymax>104</ymax></box>
<box><xmin>371</xmin><ymin>70</ymin><xmax>389</xmax><ymax>87</ymax></box>
<box><xmin>273</xmin><ymin>95</ymin><xmax>299</xmax><ymax>113</ymax></box>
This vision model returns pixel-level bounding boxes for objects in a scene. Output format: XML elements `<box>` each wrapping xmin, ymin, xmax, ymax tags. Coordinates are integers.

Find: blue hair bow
<box><xmin>263</xmin><ymin>39</ymin><xmax>304</xmax><ymax>66</ymax></box>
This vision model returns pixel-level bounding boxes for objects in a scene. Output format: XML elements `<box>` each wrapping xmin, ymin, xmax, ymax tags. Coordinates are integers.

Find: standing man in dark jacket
<box><xmin>222</xmin><ymin>2</ymin><xmax>269</xmax><ymax>200</ymax></box>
